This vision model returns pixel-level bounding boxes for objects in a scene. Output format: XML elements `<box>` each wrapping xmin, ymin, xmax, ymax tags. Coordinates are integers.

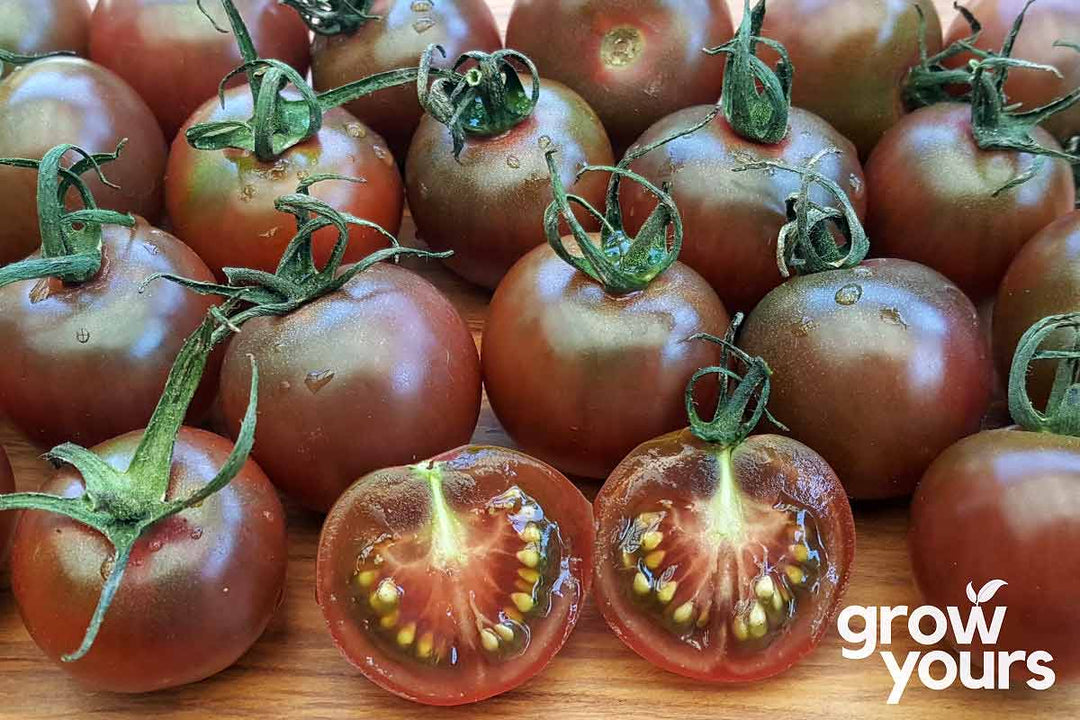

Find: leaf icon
<box><xmin>976</xmin><ymin>579</ymin><xmax>1008</xmax><ymax>605</ymax></box>
<box><xmin>966</xmin><ymin>582</ymin><xmax>978</xmax><ymax>605</ymax></box>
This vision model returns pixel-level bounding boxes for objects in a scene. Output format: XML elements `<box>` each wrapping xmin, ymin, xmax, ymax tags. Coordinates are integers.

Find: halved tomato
<box><xmin>316</xmin><ymin>446</ymin><xmax>594</xmax><ymax>705</ymax></box>
<box><xmin>594</xmin><ymin>430</ymin><xmax>855</xmax><ymax>681</ymax></box>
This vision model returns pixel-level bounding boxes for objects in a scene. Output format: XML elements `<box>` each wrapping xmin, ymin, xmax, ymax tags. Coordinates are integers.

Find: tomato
<box><xmin>0</xmin><ymin>445</ymin><xmax>14</xmax><ymax>565</ymax></box>
<box><xmin>623</xmin><ymin>105</ymin><xmax>866</xmax><ymax>312</ymax></box>
<box><xmin>760</xmin><ymin>0</ymin><xmax>943</xmax><ymax>158</ymax></box>
<box><xmin>406</xmin><ymin>79</ymin><xmax>612</xmax><ymax>289</ymax></box>
<box><xmin>309</xmin><ymin>0</ymin><xmax>501</xmax><ymax>161</ymax></box>
<box><xmin>740</xmin><ymin>258</ymin><xmax>993</xmax><ymax>500</ymax></box>
<box><xmin>0</xmin><ymin>0</ymin><xmax>90</xmax><ymax>59</ymax></box>
<box><xmin>317</xmin><ymin>445</ymin><xmax>594</xmax><ymax>705</ymax></box>
<box><xmin>943</xmin><ymin>0</ymin><xmax>1080</xmax><ymax>144</ymax></box>
<box><xmin>483</xmin><ymin>242</ymin><xmax>730</xmax><ymax>480</ymax></box>
<box><xmin>594</xmin><ymin>428</ymin><xmax>855</xmax><ymax>681</ymax></box>
<box><xmin>10</xmin><ymin>426</ymin><xmax>287</xmax><ymax>693</ymax></box>
<box><xmin>89</xmin><ymin>0</ymin><xmax>311</xmax><ymax>139</ymax></box>
<box><xmin>865</xmin><ymin>102</ymin><xmax>1075</xmax><ymax>301</ymax></box>
<box><xmin>218</xmin><ymin>262</ymin><xmax>481</xmax><ymax>513</ymax></box>
<box><xmin>0</xmin><ymin>58</ymin><xmax>167</xmax><ymax>265</ymax></box>
<box><xmin>0</xmin><ymin>217</ymin><xmax>219</xmax><ymax>449</ymax></box>
<box><xmin>166</xmin><ymin>86</ymin><xmax>404</xmax><ymax>277</ymax></box>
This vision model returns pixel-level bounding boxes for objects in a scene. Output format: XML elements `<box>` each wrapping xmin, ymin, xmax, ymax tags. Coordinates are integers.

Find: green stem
<box><xmin>0</xmin><ymin>47</ymin><xmax>75</xmax><ymax>79</ymax></box>
<box><xmin>282</xmin><ymin>0</ymin><xmax>379</xmax><ymax>35</ymax></box>
<box><xmin>1008</xmin><ymin>313</ymin><xmax>1080</xmax><ymax>436</ymax></box>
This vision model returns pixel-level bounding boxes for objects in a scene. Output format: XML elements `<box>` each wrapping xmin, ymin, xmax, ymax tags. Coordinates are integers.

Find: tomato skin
<box><xmin>0</xmin><ymin>0</ymin><xmax>90</xmax><ymax>59</ymax></box>
<box><xmin>760</xmin><ymin>0</ymin><xmax>943</xmax><ymax>158</ymax></box>
<box><xmin>740</xmin><ymin>258</ymin><xmax>992</xmax><ymax>500</ymax></box>
<box><xmin>0</xmin><ymin>218</ymin><xmax>220</xmax><ymax>449</ymax></box>
<box><xmin>594</xmin><ymin>429</ymin><xmax>855</xmax><ymax>681</ymax></box>
<box><xmin>944</xmin><ymin>0</ymin><xmax>1080</xmax><ymax>143</ymax></box>
<box><xmin>0</xmin><ymin>446</ymin><xmax>14</xmax><ymax>566</ymax></box>
<box><xmin>910</xmin><ymin>428</ymin><xmax>1080</xmax><ymax>678</ymax></box>
<box><xmin>623</xmin><ymin>105</ymin><xmax>867</xmax><ymax>312</ymax></box>
<box><xmin>311</xmin><ymin>0</ymin><xmax>501</xmax><ymax>162</ymax></box>
<box><xmin>505</xmin><ymin>0</ymin><xmax>733</xmax><ymax>151</ymax></box>
<box><xmin>406</xmin><ymin>80</ymin><xmax>613</xmax><ymax>289</ymax></box>
<box><xmin>0</xmin><ymin>58</ymin><xmax>167</xmax><ymax>265</ymax></box>
<box><xmin>89</xmin><ymin>0</ymin><xmax>311</xmax><ymax>139</ymax></box>
<box><xmin>483</xmin><ymin>244</ymin><xmax>730</xmax><ymax>479</ymax></box>
<box><xmin>165</xmin><ymin>86</ymin><xmax>404</xmax><ymax>278</ymax></box>
<box><xmin>866</xmin><ymin>103</ymin><xmax>1075</xmax><ymax>301</ymax></box>
<box><xmin>218</xmin><ymin>263</ymin><xmax>481</xmax><ymax>513</ymax></box>
<box><xmin>10</xmin><ymin>427</ymin><xmax>287</xmax><ymax>693</ymax></box>
<box><xmin>317</xmin><ymin>445</ymin><xmax>594</xmax><ymax>706</ymax></box>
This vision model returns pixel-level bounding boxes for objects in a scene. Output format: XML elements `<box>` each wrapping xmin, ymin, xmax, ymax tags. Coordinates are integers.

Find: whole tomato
<box><xmin>10</xmin><ymin>427</ymin><xmax>287</xmax><ymax>693</ymax></box>
<box><xmin>865</xmin><ymin>102</ymin><xmax>1074</xmax><ymax>300</ymax></box>
<box><xmin>0</xmin><ymin>0</ymin><xmax>90</xmax><ymax>59</ymax></box>
<box><xmin>0</xmin><ymin>58</ymin><xmax>166</xmax><ymax>265</ymax></box>
<box><xmin>90</xmin><ymin>0</ymin><xmax>311</xmax><ymax>139</ymax></box>
<box><xmin>760</xmin><ymin>0</ymin><xmax>943</xmax><ymax>158</ymax></box>
<box><xmin>166</xmin><ymin>86</ymin><xmax>404</xmax><ymax>277</ymax></box>
<box><xmin>0</xmin><ymin>445</ymin><xmax>13</xmax><ymax>565</ymax></box>
<box><xmin>307</xmin><ymin>0</ymin><xmax>502</xmax><ymax>161</ymax></box>
<box><xmin>505</xmin><ymin>0</ymin><xmax>733</xmax><ymax>152</ymax></box>
<box><xmin>318</xmin><ymin>445</ymin><xmax>594</xmax><ymax>705</ymax></box>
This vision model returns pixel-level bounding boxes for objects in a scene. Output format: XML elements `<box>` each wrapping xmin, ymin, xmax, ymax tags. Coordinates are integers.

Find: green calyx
<box><xmin>0</xmin><ymin>301</ymin><xmax>259</xmax><ymax>663</ymax></box>
<box><xmin>281</xmin><ymin>0</ymin><xmax>379</xmax><ymax>35</ymax></box>
<box><xmin>1008</xmin><ymin>313</ymin><xmax>1080</xmax><ymax>437</ymax></box>
<box><xmin>904</xmin><ymin>3</ymin><xmax>989</xmax><ymax>109</ymax></box>
<box><xmin>0</xmin><ymin>143</ymin><xmax>135</xmax><ymax>288</ymax></box>
<box><xmin>705</xmin><ymin>0</ymin><xmax>793</xmax><ymax>144</ymax></box>
<box><xmin>0</xmin><ymin>47</ymin><xmax>74</xmax><ymax>78</ymax></box>
<box><xmin>733</xmin><ymin>148</ymin><xmax>868</xmax><ymax>278</ymax></box>
<box><xmin>685</xmin><ymin>313</ymin><xmax>786</xmax><ymax>448</ymax></box>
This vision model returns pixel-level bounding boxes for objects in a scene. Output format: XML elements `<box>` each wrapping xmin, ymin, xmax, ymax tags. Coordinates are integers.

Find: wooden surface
<box><xmin>3</xmin><ymin>0</ymin><xmax>1076</xmax><ymax>718</ymax></box>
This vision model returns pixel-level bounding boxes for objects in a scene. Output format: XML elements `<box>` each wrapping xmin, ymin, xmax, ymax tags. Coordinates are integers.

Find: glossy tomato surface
<box><xmin>740</xmin><ymin>258</ymin><xmax>992</xmax><ymax>500</ymax></box>
<box><xmin>761</xmin><ymin>0</ymin><xmax>943</xmax><ymax>158</ymax></box>
<box><xmin>995</xmin><ymin>211</ymin><xmax>1080</xmax><ymax>406</ymax></box>
<box><xmin>910</xmin><ymin>428</ymin><xmax>1080</xmax><ymax>678</ymax></box>
<box><xmin>311</xmin><ymin>0</ymin><xmax>501</xmax><ymax>161</ymax></box>
<box><xmin>505</xmin><ymin>0</ymin><xmax>732</xmax><ymax>151</ymax></box>
<box><xmin>943</xmin><ymin>0</ymin><xmax>1080</xmax><ymax>143</ymax></box>
<box><xmin>483</xmin><ymin>243</ymin><xmax>730</xmax><ymax>479</ymax></box>
<box><xmin>0</xmin><ymin>445</ymin><xmax>14</xmax><ymax>566</ymax></box>
<box><xmin>90</xmin><ymin>0</ymin><xmax>311</xmax><ymax>139</ymax></box>
<box><xmin>594</xmin><ymin>430</ymin><xmax>855</xmax><ymax>681</ymax></box>
<box><xmin>166</xmin><ymin>86</ymin><xmax>404</xmax><ymax>277</ymax></box>
<box><xmin>10</xmin><ymin>427</ymin><xmax>287</xmax><ymax>693</ymax></box>
<box><xmin>866</xmin><ymin>102</ymin><xmax>1075</xmax><ymax>301</ymax></box>
<box><xmin>218</xmin><ymin>263</ymin><xmax>481</xmax><ymax>513</ymax></box>
<box><xmin>0</xmin><ymin>58</ymin><xmax>167</xmax><ymax>265</ymax></box>
<box><xmin>0</xmin><ymin>218</ymin><xmax>219</xmax><ymax>449</ymax></box>
<box><xmin>623</xmin><ymin>104</ymin><xmax>867</xmax><ymax>312</ymax></box>
<box><xmin>0</xmin><ymin>0</ymin><xmax>90</xmax><ymax>59</ymax></box>
<box><xmin>317</xmin><ymin>445</ymin><xmax>594</xmax><ymax>705</ymax></box>
<box><xmin>406</xmin><ymin>79</ymin><xmax>613</xmax><ymax>289</ymax></box>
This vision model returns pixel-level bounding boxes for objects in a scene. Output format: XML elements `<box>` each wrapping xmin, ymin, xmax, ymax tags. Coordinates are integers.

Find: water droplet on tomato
<box><xmin>791</xmin><ymin>316</ymin><xmax>817</xmax><ymax>337</ymax></box>
<box><xmin>411</xmin><ymin>0</ymin><xmax>433</xmax><ymax>11</ymax></box>
<box><xmin>372</xmin><ymin>145</ymin><xmax>393</xmax><ymax>166</ymax></box>
<box><xmin>305</xmin><ymin>369</ymin><xmax>336</xmax><ymax>393</ymax></box>
<box><xmin>848</xmin><ymin>174</ymin><xmax>863</xmax><ymax>195</ymax></box>
<box><xmin>834</xmin><ymin>283</ymin><xmax>862</xmax><ymax>306</ymax></box>
<box><xmin>149</xmin><ymin>540</ymin><xmax>163</xmax><ymax>553</ymax></box>
<box><xmin>538</xmin><ymin>135</ymin><xmax>553</xmax><ymax>150</ymax></box>
<box><xmin>76</xmin><ymin>328</ymin><xmax>91</xmax><ymax>344</ymax></box>
<box><xmin>347</xmin><ymin>123</ymin><xmax>368</xmax><ymax>139</ymax></box>
<box><xmin>413</xmin><ymin>17</ymin><xmax>435</xmax><ymax>33</ymax></box>
<box><xmin>506</xmin><ymin>155</ymin><xmax>521</xmax><ymax>169</ymax></box>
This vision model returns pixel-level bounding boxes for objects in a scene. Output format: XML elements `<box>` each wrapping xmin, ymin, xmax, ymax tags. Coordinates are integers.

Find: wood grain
<box><xmin>3</xmin><ymin>1</ymin><xmax>1075</xmax><ymax>718</ymax></box>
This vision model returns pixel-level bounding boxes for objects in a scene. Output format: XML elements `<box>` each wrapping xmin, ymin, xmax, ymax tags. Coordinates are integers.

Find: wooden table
<box><xmin>4</xmin><ymin>1</ymin><xmax>1075</xmax><ymax>717</ymax></box>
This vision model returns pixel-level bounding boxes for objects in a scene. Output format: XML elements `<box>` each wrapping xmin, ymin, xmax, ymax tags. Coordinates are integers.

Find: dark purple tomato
<box><xmin>865</xmin><ymin>102</ymin><xmax>1075</xmax><ymax>301</ymax></box>
<box><xmin>406</xmin><ymin>79</ymin><xmax>613</xmax><ymax>290</ymax></box>
<box><xmin>0</xmin><ymin>0</ymin><xmax>90</xmax><ymax>59</ymax></box>
<box><xmin>89</xmin><ymin>0</ymin><xmax>310</xmax><ymax>140</ymax></box>
<box><xmin>311</xmin><ymin>0</ymin><xmax>502</xmax><ymax>162</ymax></box>
<box><xmin>623</xmin><ymin>104</ymin><xmax>867</xmax><ymax>312</ymax></box>
<box><xmin>166</xmin><ymin>86</ymin><xmax>404</xmax><ymax>278</ymax></box>
<box><xmin>760</xmin><ymin>0</ymin><xmax>943</xmax><ymax>158</ymax></box>
<box><xmin>482</xmin><ymin>243</ymin><xmax>731</xmax><ymax>480</ymax></box>
<box><xmin>740</xmin><ymin>258</ymin><xmax>993</xmax><ymax>500</ymax></box>
<box><xmin>10</xmin><ymin>427</ymin><xmax>287</xmax><ymax>693</ymax></box>
<box><xmin>218</xmin><ymin>262</ymin><xmax>482</xmax><ymax>513</ymax></box>
<box><xmin>505</xmin><ymin>0</ymin><xmax>734</xmax><ymax>151</ymax></box>
<box><xmin>910</xmin><ymin>428</ymin><xmax>1080</xmax><ymax>678</ymax></box>
<box><xmin>0</xmin><ymin>218</ymin><xmax>219</xmax><ymax>448</ymax></box>
<box><xmin>0</xmin><ymin>445</ymin><xmax>14</xmax><ymax>565</ymax></box>
<box><xmin>0</xmin><ymin>57</ymin><xmax>167</xmax><ymax>265</ymax></box>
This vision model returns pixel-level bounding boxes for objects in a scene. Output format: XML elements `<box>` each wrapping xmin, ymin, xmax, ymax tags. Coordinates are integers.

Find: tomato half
<box><xmin>166</xmin><ymin>86</ymin><xmax>404</xmax><ymax>277</ymax></box>
<box><xmin>0</xmin><ymin>217</ymin><xmax>220</xmax><ymax>449</ymax></box>
<box><xmin>740</xmin><ymin>258</ymin><xmax>993</xmax><ymax>500</ymax></box>
<box><xmin>10</xmin><ymin>427</ymin><xmax>287</xmax><ymax>693</ymax></box>
<box><xmin>0</xmin><ymin>445</ymin><xmax>14</xmax><ymax>566</ymax></box>
<box><xmin>594</xmin><ymin>429</ymin><xmax>855</xmax><ymax>681</ymax></box>
<box><xmin>218</xmin><ymin>262</ymin><xmax>481</xmax><ymax>513</ymax></box>
<box><xmin>0</xmin><ymin>0</ymin><xmax>90</xmax><ymax>59</ymax></box>
<box><xmin>317</xmin><ymin>445</ymin><xmax>594</xmax><ymax>705</ymax></box>
<box><xmin>0</xmin><ymin>58</ymin><xmax>167</xmax><ymax>265</ymax></box>
<box><xmin>310</xmin><ymin>0</ymin><xmax>502</xmax><ymax>161</ymax></box>
<box><xmin>90</xmin><ymin>0</ymin><xmax>311</xmax><ymax>139</ymax></box>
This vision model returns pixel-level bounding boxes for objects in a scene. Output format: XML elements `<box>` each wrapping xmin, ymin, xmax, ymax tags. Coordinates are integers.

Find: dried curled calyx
<box><xmin>1008</xmin><ymin>313</ymin><xmax>1080</xmax><ymax>437</ymax></box>
<box><xmin>281</xmin><ymin>0</ymin><xmax>379</xmax><ymax>35</ymax></box>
